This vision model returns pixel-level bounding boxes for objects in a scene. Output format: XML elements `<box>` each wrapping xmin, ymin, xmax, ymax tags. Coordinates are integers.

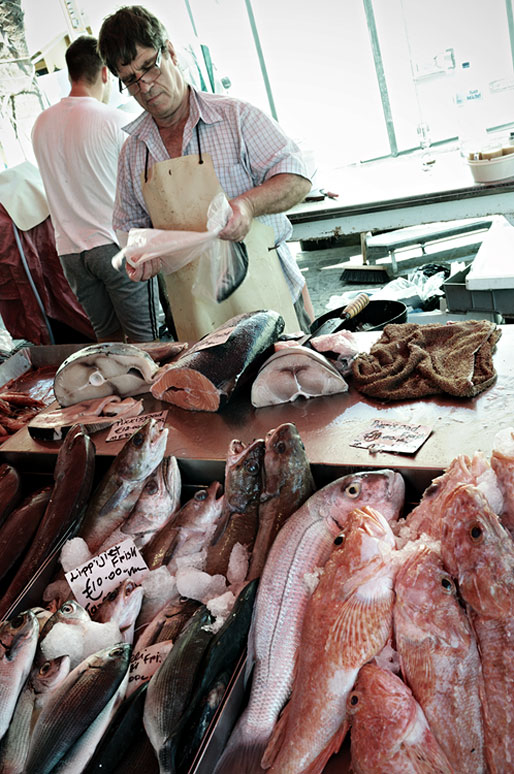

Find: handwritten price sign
<box><xmin>65</xmin><ymin>538</ymin><xmax>149</xmax><ymax>616</ymax></box>
<box><xmin>105</xmin><ymin>410</ymin><xmax>168</xmax><ymax>443</ymax></box>
<box><xmin>126</xmin><ymin>641</ymin><xmax>173</xmax><ymax>698</ymax></box>
<box><xmin>350</xmin><ymin>419</ymin><xmax>432</xmax><ymax>455</ymax></box>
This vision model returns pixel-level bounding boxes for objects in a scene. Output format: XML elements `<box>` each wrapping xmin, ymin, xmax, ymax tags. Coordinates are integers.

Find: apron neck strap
<box><xmin>144</xmin><ymin>121</ymin><xmax>203</xmax><ymax>182</ymax></box>
<box><xmin>196</xmin><ymin>122</ymin><xmax>203</xmax><ymax>165</ymax></box>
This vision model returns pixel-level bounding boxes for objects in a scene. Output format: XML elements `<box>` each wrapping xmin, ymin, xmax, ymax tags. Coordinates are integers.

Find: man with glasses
<box><xmin>98</xmin><ymin>5</ymin><xmax>314</xmax><ymax>340</ymax></box>
<box><xmin>32</xmin><ymin>35</ymin><xmax>160</xmax><ymax>343</ymax></box>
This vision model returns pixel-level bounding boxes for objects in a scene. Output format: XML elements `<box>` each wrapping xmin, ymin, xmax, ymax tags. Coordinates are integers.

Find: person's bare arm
<box><xmin>218</xmin><ymin>173</ymin><xmax>311</xmax><ymax>242</ymax></box>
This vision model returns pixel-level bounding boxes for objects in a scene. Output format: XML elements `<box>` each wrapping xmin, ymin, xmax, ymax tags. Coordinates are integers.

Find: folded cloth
<box><xmin>351</xmin><ymin>320</ymin><xmax>502</xmax><ymax>401</ymax></box>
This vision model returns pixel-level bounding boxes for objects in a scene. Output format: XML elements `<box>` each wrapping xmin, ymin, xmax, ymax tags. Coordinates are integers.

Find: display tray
<box><xmin>2</xmin><ymin>327</ymin><xmax>513</xmax><ymax>489</ymax></box>
<box><xmin>0</xmin><ymin>447</ymin><xmax>436</xmax><ymax>774</ymax></box>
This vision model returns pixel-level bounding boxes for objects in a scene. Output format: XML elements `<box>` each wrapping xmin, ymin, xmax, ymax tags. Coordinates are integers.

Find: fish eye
<box><xmin>275</xmin><ymin>441</ymin><xmax>287</xmax><ymax>453</ymax></box>
<box><xmin>334</xmin><ymin>534</ymin><xmax>345</xmax><ymax>546</ymax></box>
<box><xmin>61</xmin><ymin>602</ymin><xmax>75</xmax><ymax>615</ymax></box>
<box><xmin>440</xmin><ymin>576</ymin><xmax>455</xmax><ymax>593</ymax></box>
<box><xmin>39</xmin><ymin>661</ymin><xmax>52</xmax><ymax>675</ymax></box>
<box><xmin>345</xmin><ymin>482</ymin><xmax>361</xmax><ymax>499</ymax></box>
<box><xmin>245</xmin><ymin>461</ymin><xmax>260</xmax><ymax>474</ymax></box>
<box><xmin>10</xmin><ymin>614</ymin><xmax>25</xmax><ymax>629</ymax></box>
<box><xmin>109</xmin><ymin>645</ymin><xmax>125</xmax><ymax>657</ymax></box>
<box><xmin>469</xmin><ymin>523</ymin><xmax>483</xmax><ymax>542</ymax></box>
<box><xmin>132</xmin><ymin>433</ymin><xmax>144</xmax><ymax>448</ymax></box>
<box><xmin>195</xmin><ymin>489</ymin><xmax>208</xmax><ymax>501</ymax></box>
<box><xmin>348</xmin><ymin>692</ymin><xmax>359</xmax><ymax>709</ymax></box>
<box><xmin>145</xmin><ymin>479</ymin><xmax>159</xmax><ymax>494</ymax></box>
<box><xmin>125</xmin><ymin>582</ymin><xmax>137</xmax><ymax>594</ymax></box>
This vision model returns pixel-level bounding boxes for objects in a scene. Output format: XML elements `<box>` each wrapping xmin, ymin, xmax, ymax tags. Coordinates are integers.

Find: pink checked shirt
<box><xmin>114</xmin><ymin>88</ymin><xmax>310</xmax><ymax>299</ymax></box>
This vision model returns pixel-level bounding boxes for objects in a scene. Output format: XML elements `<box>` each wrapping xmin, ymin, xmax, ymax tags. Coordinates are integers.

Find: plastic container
<box><xmin>467</xmin><ymin>152</ymin><xmax>514</xmax><ymax>183</ymax></box>
<box><xmin>443</xmin><ymin>266</ymin><xmax>514</xmax><ymax>314</ymax></box>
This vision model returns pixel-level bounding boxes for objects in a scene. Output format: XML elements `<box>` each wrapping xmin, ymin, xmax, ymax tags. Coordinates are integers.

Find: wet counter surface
<box><xmin>1</xmin><ymin>326</ymin><xmax>511</xmax><ymax>485</ymax></box>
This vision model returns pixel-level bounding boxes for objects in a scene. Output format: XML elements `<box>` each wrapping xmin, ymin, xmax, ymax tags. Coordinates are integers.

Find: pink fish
<box><xmin>491</xmin><ymin>426</ymin><xmax>514</xmax><ymax>536</ymax></box>
<box><xmin>400</xmin><ymin>452</ymin><xmax>501</xmax><ymax>544</ymax></box>
<box><xmin>348</xmin><ymin>663</ymin><xmax>454</xmax><ymax>773</ymax></box>
<box><xmin>441</xmin><ymin>483</ymin><xmax>514</xmax><ymax>773</ymax></box>
<box><xmin>213</xmin><ymin>469</ymin><xmax>405</xmax><ymax>774</ymax></box>
<box><xmin>262</xmin><ymin>506</ymin><xmax>396</xmax><ymax>774</ymax></box>
<box><xmin>394</xmin><ymin>544</ymin><xmax>485</xmax><ymax>773</ymax></box>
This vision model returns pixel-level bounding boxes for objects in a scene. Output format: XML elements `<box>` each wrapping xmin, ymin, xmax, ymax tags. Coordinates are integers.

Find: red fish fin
<box><xmin>327</xmin><ymin>592</ymin><xmax>394</xmax><ymax>660</ymax></box>
<box><xmin>404</xmin><ymin>731</ymin><xmax>454</xmax><ymax>773</ymax></box>
<box><xmin>301</xmin><ymin>720</ymin><xmax>350</xmax><ymax>774</ymax></box>
<box><xmin>260</xmin><ymin>704</ymin><xmax>290</xmax><ymax>769</ymax></box>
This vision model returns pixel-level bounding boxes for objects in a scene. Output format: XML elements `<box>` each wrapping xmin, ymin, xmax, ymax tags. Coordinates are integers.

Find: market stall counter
<box><xmin>1</xmin><ymin>326</ymin><xmax>511</xmax><ymax>489</ymax></box>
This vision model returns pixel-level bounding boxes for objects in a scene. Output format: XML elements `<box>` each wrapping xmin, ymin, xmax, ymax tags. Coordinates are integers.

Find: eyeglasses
<box><xmin>118</xmin><ymin>49</ymin><xmax>162</xmax><ymax>93</ymax></box>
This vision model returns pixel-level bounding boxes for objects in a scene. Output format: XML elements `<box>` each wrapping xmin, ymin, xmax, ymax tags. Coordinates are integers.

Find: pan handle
<box><xmin>341</xmin><ymin>292</ymin><xmax>370</xmax><ymax>321</ymax></box>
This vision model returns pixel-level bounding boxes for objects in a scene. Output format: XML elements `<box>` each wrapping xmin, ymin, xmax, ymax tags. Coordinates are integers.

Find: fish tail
<box><xmin>213</xmin><ymin>729</ymin><xmax>268</xmax><ymax>774</ymax></box>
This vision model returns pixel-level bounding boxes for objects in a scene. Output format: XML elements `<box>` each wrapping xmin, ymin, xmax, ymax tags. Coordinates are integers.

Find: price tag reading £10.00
<box><xmin>65</xmin><ymin>538</ymin><xmax>149</xmax><ymax>616</ymax></box>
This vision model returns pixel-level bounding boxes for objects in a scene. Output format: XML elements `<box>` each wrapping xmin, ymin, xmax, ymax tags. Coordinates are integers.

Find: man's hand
<box><xmin>126</xmin><ymin>256</ymin><xmax>162</xmax><ymax>282</ymax></box>
<box><xmin>218</xmin><ymin>196</ymin><xmax>255</xmax><ymax>242</ymax></box>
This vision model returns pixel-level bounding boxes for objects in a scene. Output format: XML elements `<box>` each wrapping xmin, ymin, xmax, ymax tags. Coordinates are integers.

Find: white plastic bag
<box><xmin>112</xmin><ymin>193</ymin><xmax>249</xmax><ymax>303</ymax></box>
<box><xmin>113</xmin><ymin>192</ymin><xmax>230</xmax><ymax>272</ymax></box>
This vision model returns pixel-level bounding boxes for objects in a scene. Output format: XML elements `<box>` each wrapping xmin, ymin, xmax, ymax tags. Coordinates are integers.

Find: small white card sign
<box><xmin>126</xmin><ymin>641</ymin><xmax>173</xmax><ymax>698</ymax></box>
<box><xmin>350</xmin><ymin>419</ymin><xmax>432</xmax><ymax>455</ymax></box>
<box><xmin>65</xmin><ymin>538</ymin><xmax>149</xmax><ymax>616</ymax></box>
<box><xmin>105</xmin><ymin>409</ymin><xmax>168</xmax><ymax>443</ymax></box>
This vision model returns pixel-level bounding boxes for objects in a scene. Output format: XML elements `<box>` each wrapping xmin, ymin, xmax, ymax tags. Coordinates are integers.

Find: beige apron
<box><xmin>141</xmin><ymin>148</ymin><xmax>299</xmax><ymax>341</ymax></box>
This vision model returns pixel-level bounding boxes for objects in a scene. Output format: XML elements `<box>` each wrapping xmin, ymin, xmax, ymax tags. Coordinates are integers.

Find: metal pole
<box><xmin>244</xmin><ymin>0</ymin><xmax>279</xmax><ymax>121</ymax></box>
<box><xmin>506</xmin><ymin>0</ymin><xmax>514</xmax><ymax>74</ymax></box>
<box><xmin>362</xmin><ymin>0</ymin><xmax>398</xmax><ymax>156</ymax></box>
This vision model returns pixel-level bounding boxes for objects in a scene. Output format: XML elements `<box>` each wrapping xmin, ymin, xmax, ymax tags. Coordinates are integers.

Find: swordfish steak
<box><xmin>151</xmin><ymin>311</ymin><xmax>284</xmax><ymax>412</ymax></box>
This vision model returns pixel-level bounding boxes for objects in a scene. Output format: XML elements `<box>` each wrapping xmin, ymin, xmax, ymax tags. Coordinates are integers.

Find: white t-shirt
<box><xmin>32</xmin><ymin>97</ymin><xmax>128</xmax><ymax>255</ymax></box>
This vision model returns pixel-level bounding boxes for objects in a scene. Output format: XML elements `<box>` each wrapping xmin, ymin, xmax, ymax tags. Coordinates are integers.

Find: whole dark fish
<box><xmin>0</xmin><ymin>463</ymin><xmax>21</xmax><ymax>529</ymax></box>
<box><xmin>0</xmin><ymin>426</ymin><xmax>95</xmax><ymax>620</ymax></box>
<box><xmin>25</xmin><ymin>643</ymin><xmax>131</xmax><ymax>774</ymax></box>
<box><xmin>248</xmin><ymin>422</ymin><xmax>315</xmax><ymax>580</ymax></box>
<box><xmin>80</xmin><ymin>417</ymin><xmax>168</xmax><ymax>554</ymax></box>
<box><xmin>0</xmin><ymin>655</ymin><xmax>70</xmax><ymax>774</ymax></box>
<box><xmin>0</xmin><ymin>487</ymin><xmax>52</xmax><ymax>587</ymax></box>
<box><xmin>143</xmin><ymin>605</ymin><xmax>215</xmax><ymax>774</ymax></box>
<box><xmin>214</xmin><ymin>468</ymin><xmax>405</xmax><ymax>774</ymax></box>
<box><xmin>134</xmin><ymin>597</ymin><xmax>201</xmax><ymax>651</ymax></box>
<box><xmin>142</xmin><ymin>482</ymin><xmax>223</xmax><ymax>572</ymax></box>
<box><xmin>84</xmin><ymin>682</ymin><xmax>150</xmax><ymax>773</ymax></box>
<box><xmin>176</xmin><ymin>669</ymin><xmax>232</xmax><ymax>774</ymax></box>
<box><xmin>205</xmin><ymin>438</ymin><xmax>265</xmax><ymax>577</ymax></box>
<box><xmin>0</xmin><ymin>610</ymin><xmax>39</xmax><ymax>741</ymax></box>
<box><xmin>150</xmin><ymin>310</ymin><xmax>285</xmax><ymax>411</ymax></box>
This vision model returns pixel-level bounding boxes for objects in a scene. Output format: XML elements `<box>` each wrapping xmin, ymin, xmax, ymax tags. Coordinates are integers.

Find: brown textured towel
<box><xmin>351</xmin><ymin>320</ymin><xmax>502</xmax><ymax>401</ymax></box>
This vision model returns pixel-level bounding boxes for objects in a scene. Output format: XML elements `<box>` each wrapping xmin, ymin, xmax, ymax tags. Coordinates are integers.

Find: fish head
<box><xmin>116</xmin><ymin>418</ymin><xmax>168</xmax><ymax>483</ymax></box>
<box><xmin>40</xmin><ymin>600</ymin><xmax>90</xmax><ymax>641</ymax></box>
<box><xmin>0</xmin><ymin>609</ymin><xmax>39</xmax><ymax>660</ymax></box>
<box><xmin>328</xmin><ymin>506</ymin><xmax>395</xmax><ymax>577</ymax></box>
<box><xmin>122</xmin><ymin>457</ymin><xmax>181</xmax><ymax>539</ymax></box>
<box><xmin>179</xmin><ymin>481</ymin><xmax>224</xmax><ymax>527</ymax></box>
<box><xmin>262</xmin><ymin>422</ymin><xmax>312</xmax><ymax>497</ymax></box>
<box><xmin>322</xmin><ymin>469</ymin><xmax>405</xmax><ymax>535</ymax></box>
<box><xmin>347</xmin><ymin>663</ymin><xmax>416</xmax><ymax>747</ymax></box>
<box><xmin>86</xmin><ymin>642</ymin><xmax>132</xmax><ymax>676</ymax></box>
<box><xmin>441</xmin><ymin>483</ymin><xmax>514</xmax><ymax>618</ymax></box>
<box><xmin>31</xmin><ymin>654</ymin><xmax>71</xmax><ymax>694</ymax></box>
<box><xmin>224</xmin><ymin>438</ymin><xmax>265</xmax><ymax>512</ymax></box>
<box><xmin>95</xmin><ymin>580</ymin><xmax>144</xmax><ymax>631</ymax></box>
<box><xmin>394</xmin><ymin>544</ymin><xmax>471</xmax><ymax>651</ymax></box>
